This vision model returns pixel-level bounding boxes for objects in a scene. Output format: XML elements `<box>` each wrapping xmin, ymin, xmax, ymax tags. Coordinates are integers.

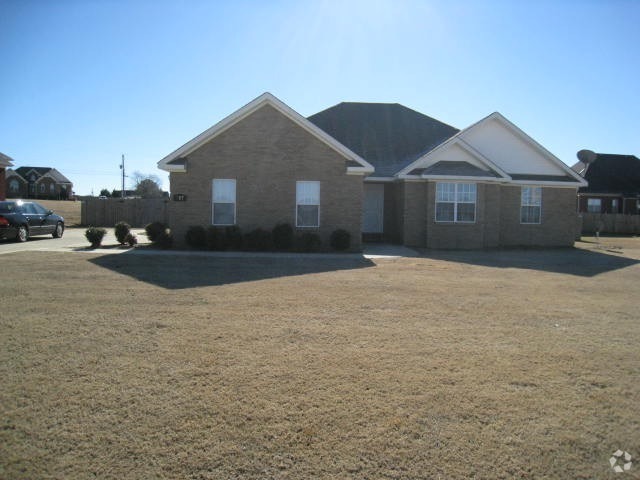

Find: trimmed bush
<box><xmin>244</xmin><ymin>228</ymin><xmax>272</xmax><ymax>251</ymax></box>
<box><xmin>330</xmin><ymin>229</ymin><xmax>351</xmax><ymax>251</ymax></box>
<box><xmin>185</xmin><ymin>225</ymin><xmax>207</xmax><ymax>249</ymax></box>
<box><xmin>296</xmin><ymin>232</ymin><xmax>322</xmax><ymax>252</ymax></box>
<box><xmin>114</xmin><ymin>221</ymin><xmax>131</xmax><ymax>245</ymax></box>
<box><xmin>125</xmin><ymin>232</ymin><xmax>138</xmax><ymax>247</ymax></box>
<box><xmin>272</xmin><ymin>223</ymin><xmax>294</xmax><ymax>251</ymax></box>
<box><xmin>225</xmin><ymin>225</ymin><xmax>243</xmax><ymax>250</ymax></box>
<box><xmin>206</xmin><ymin>226</ymin><xmax>228</xmax><ymax>251</ymax></box>
<box><xmin>85</xmin><ymin>226</ymin><xmax>107</xmax><ymax>248</ymax></box>
<box><xmin>145</xmin><ymin>222</ymin><xmax>172</xmax><ymax>249</ymax></box>
<box><xmin>145</xmin><ymin>222</ymin><xmax>167</xmax><ymax>243</ymax></box>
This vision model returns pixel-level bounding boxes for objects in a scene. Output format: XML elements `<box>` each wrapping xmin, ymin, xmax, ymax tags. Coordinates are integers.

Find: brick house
<box><xmin>158</xmin><ymin>93</ymin><xmax>586</xmax><ymax>249</ymax></box>
<box><xmin>6</xmin><ymin>167</ymin><xmax>73</xmax><ymax>200</ymax></box>
<box><xmin>572</xmin><ymin>153</ymin><xmax>640</xmax><ymax>215</ymax></box>
<box><xmin>0</xmin><ymin>152</ymin><xmax>14</xmax><ymax>200</ymax></box>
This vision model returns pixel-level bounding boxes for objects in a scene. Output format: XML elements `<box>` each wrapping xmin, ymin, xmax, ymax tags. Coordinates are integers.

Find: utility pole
<box><xmin>119</xmin><ymin>154</ymin><xmax>125</xmax><ymax>198</ymax></box>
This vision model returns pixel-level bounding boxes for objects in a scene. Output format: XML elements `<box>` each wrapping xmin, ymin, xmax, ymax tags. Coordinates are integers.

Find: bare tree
<box><xmin>131</xmin><ymin>171</ymin><xmax>164</xmax><ymax>198</ymax></box>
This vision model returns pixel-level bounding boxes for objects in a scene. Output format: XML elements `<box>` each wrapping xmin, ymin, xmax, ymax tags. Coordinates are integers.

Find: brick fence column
<box><xmin>0</xmin><ymin>168</ymin><xmax>6</xmax><ymax>200</ymax></box>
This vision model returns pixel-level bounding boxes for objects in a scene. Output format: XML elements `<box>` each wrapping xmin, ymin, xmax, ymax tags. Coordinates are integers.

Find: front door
<box><xmin>362</xmin><ymin>183</ymin><xmax>384</xmax><ymax>234</ymax></box>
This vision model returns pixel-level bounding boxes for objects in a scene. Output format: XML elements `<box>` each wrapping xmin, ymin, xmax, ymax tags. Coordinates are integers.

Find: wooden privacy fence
<box><xmin>81</xmin><ymin>198</ymin><xmax>169</xmax><ymax>227</ymax></box>
<box><xmin>581</xmin><ymin>213</ymin><xmax>640</xmax><ymax>235</ymax></box>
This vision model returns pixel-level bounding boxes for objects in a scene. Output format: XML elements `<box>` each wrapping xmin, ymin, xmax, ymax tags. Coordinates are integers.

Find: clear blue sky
<box><xmin>1</xmin><ymin>0</ymin><xmax>638</xmax><ymax>195</ymax></box>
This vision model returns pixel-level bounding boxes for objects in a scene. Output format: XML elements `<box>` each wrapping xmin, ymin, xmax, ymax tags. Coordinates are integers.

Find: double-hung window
<box><xmin>520</xmin><ymin>186</ymin><xmax>542</xmax><ymax>224</ymax></box>
<box><xmin>212</xmin><ymin>179</ymin><xmax>236</xmax><ymax>225</ymax></box>
<box><xmin>435</xmin><ymin>182</ymin><xmax>476</xmax><ymax>223</ymax></box>
<box><xmin>296</xmin><ymin>181</ymin><xmax>320</xmax><ymax>227</ymax></box>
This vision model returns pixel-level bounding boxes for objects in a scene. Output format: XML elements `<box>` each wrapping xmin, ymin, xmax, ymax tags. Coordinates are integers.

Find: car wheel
<box><xmin>16</xmin><ymin>225</ymin><xmax>28</xmax><ymax>242</ymax></box>
<box><xmin>53</xmin><ymin>222</ymin><xmax>64</xmax><ymax>238</ymax></box>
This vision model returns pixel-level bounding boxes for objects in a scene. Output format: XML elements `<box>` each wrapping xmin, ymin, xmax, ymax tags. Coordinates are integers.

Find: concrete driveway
<box><xmin>0</xmin><ymin>227</ymin><xmax>148</xmax><ymax>255</ymax></box>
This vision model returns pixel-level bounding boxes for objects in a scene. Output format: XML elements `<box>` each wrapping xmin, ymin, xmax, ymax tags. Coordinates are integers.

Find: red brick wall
<box><xmin>0</xmin><ymin>168</ymin><xmax>6</xmax><ymax>200</ymax></box>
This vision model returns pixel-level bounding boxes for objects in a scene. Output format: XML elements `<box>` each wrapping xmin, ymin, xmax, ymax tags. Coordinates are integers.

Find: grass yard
<box><xmin>1</xmin><ymin>238</ymin><xmax>639</xmax><ymax>479</ymax></box>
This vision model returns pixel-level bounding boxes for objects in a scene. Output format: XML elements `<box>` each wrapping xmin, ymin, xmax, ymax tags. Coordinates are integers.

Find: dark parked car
<box><xmin>0</xmin><ymin>200</ymin><xmax>65</xmax><ymax>242</ymax></box>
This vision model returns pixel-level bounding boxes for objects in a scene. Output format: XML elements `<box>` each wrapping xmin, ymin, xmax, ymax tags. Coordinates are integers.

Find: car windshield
<box><xmin>0</xmin><ymin>202</ymin><xmax>19</xmax><ymax>213</ymax></box>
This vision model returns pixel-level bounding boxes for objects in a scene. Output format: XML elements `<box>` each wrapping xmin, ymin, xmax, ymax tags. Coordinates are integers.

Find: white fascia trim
<box><xmin>510</xmin><ymin>180</ymin><xmax>585</xmax><ymax>187</ymax></box>
<box><xmin>395</xmin><ymin>135</ymin><xmax>511</xmax><ymax>180</ymax></box>
<box><xmin>158</xmin><ymin>92</ymin><xmax>374</xmax><ymax>173</ymax></box>
<box><xmin>577</xmin><ymin>192</ymin><xmax>621</xmax><ymax>197</ymax></box>
<box><xmin>347</xmin><ymin>166</ymin><xmax>375</xmax><ymax>175</ymax></box>
<box><xmin>364</xmin><ymin>176</ymin><xmax>395</xmax><ymax>182</ymax></box>
<box><xmin>421</xmin><ymin>175</ymin><xmax>504</xmax><ymax>182</ymax></box>
<box><xmin>487</xmin><ymin>112</ymin><xmax>588</xmax><ymax>186</ymax></box>
<box><xmin>163</xmin><ymin>164</ymin><xmax>187</xmax><ymax>173</ymax></box>
<box><xmin>456</xmin><ymin>138</ymin><xmax>511</xmax><ymax>179</ymax></box>
<box><xmin>35</xmin><ymin>171</ymin><xmax>60</xmax><ymax>183</ymax></box>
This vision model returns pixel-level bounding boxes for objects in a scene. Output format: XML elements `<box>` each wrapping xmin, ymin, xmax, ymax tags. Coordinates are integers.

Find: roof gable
<box><xmin>400</xmin><ymin>112</ymin><xmax>586</xmax><ymax>186</ymax></box>
<box><xmin>158</xmin><ymin>93</ymin><xmax>374</xmax><ymax>174</ymax></box>
<box><xmin>5</xmin><ymin>169</ymin><xmax>26</xmax><ymax>182</ymax></box>
<box><xmin>308</xmin><ymin>102</ymin><xmax>459</xmax><ymax>178</ymax></box>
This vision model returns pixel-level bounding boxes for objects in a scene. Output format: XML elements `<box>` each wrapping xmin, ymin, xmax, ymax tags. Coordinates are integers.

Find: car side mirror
<box><xmin>46</xmin><ymin>210</ymin><xmax>53</xmax><ymax>215</ymax></box>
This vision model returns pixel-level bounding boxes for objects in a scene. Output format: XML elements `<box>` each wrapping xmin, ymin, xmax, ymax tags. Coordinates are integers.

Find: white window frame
<box><xmin>435</xmin><ymin>182</ymin><xmax>476</xmax><ymax>223</ymax></box>
<box><xmin>211</xmin><ymin>179</ymin><xmax>236</xmax><ymax>226</ymax></box>
<box><xmin>9</xmin><ymin>179</ymin><xmax>19</xmax><ymax>193</ymax></box>
<box><xmin>520</xmin><ymin>186</ymin><xmax>542</xmax><ymax>224</ymax></box>
<box><xmin>296</xmin><ymin>181</ymin><xmax>320</xmax><ymax>228</ymax></box>
<box><xmin>587</xmin><ymin>198</ymin><xmax>601</xmax><ymax>213</ymax></box>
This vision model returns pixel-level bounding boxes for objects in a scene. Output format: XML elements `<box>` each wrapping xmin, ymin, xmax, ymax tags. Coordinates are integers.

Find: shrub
<box><xmin>114</xmin><ymin>221</ymin><xmax>131</xmax><ymax>245</ymax></box>
<box><xmin>185</xmin><ymin>225</ymin><xmax>207</xmax><ymax>249</ymax></box>
<box><xmin>330</xmin><ymin>229</ymin><xmax>351</xmax><ymax>251</ymax></box>
<box><xmin>244</xmin><ymin>228</ymin><xmax>272</xmax><ymax>251</ymax></box>
<box><xmin>296</xmin><ymin>232</ymin><xmax>322</xmax><ymax>252</ymax></box>
<box><xmin>145</xmin><ymin>222</ymin><xmax>167</xmax><ymax>243</ymax></box>
<box><xmin>125</xmin><ymin>232</ymin><xmax>138</xmax><ymax>247</ymax></box>
<box><xmin>85</xmin><ymin>226</ymin><xmax>107</xmax><ymax>247</ymax></box>
<box><xmin>225</xmin><ymin>225</ymin><xmax>243</xmax><ymax>250</ymax></box>
<box><xmin>272</xmin><ymin>223</ymin><xmax>294</xmax><ymax>251</ymax></box>
<box><xmin>145</xmin><ymin>222</ymin><xmax>172</xmax><ymax>249</ymax></box>
<box><xmin>206</xmin><ymin>226</ymin><xmax>228</xmax><ymax>251</ymax></box>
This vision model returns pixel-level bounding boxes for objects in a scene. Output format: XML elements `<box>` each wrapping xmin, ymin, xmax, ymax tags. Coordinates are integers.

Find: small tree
<box><xmin>99</xmin><ymin>189</ymin><xmax>112</xmax><ymax>198</ymax></box>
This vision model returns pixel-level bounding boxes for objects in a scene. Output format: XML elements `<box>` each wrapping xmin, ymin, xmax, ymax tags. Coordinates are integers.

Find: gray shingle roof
<box><xmin>14</xmin><ymin>166</ymin><xmax>71</xmax><ymax>184</ymax></box>
<box><xmin>420</xmin><ymin>161</ymin><xmax>499</xmax><ymax>177</ymax></box>
<box><xmin>308</xmin><ymin>102</ymin><xmax>459</xmax><ymax>177</ymax></box>
<box><xmin>577</xmin><ymin>153</ymin><xmax>640</xmax><ymax>195</ymax></box>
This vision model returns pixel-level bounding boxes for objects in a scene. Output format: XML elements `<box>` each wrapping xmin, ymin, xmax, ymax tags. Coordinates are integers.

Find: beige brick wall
<box><xmin>399</xmin><ymin>181</ymin><xmax>577</xmax><ymax>249</ymax></box>
<box><xmin>499</xmin><ymin>186</ymin><xmax>578</xmax><ymax>247</ymax></box>
<box><xmin>424</xmin><ymin>182</ymin><xmax>501</xmax><ymax>249</ymax></box>
<box><xmin>168</xmin><ymin>104</ymin><xmax>363</xmax><ymax>249</ymax></box>
<box><xmin>402</xmin><ymin>182</ymin><xmax>428</xmax><ymax>247</ymax></box>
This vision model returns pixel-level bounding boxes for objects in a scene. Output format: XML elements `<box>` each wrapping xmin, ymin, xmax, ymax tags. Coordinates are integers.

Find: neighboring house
<box><xmin>0</xmin><ymin>152</ymin><xmax>14</xmax><ymax>200</ymax></box>
<box><xmin>6</xmin><ymin>166</ymin><xmax>73</xmax><ymax>200</ymax></box>
<box><xmin>158</xmin><ymin>93</ymin><xmax>586</xmax><ymax>249</ymax></box>
<box><xmin>572</xmin><ymin>153</ymin><xmax>640</xmax><ymax>215</ymax></box>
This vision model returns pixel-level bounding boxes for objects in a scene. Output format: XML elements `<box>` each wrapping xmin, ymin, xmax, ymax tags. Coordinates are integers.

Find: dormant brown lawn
<box><xmin>1</xmin><ymin>237</ymin><xmax>639</xmax><ymax>479</ymax></box>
